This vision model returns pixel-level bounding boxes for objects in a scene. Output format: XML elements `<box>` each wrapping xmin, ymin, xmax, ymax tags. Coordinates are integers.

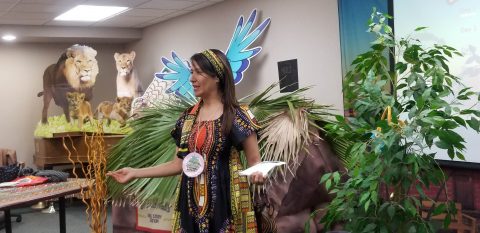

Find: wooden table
<box><xmin>0</xmin><ymin>178</ymin><xmax>89</xmax><ymax>233</ymax></box>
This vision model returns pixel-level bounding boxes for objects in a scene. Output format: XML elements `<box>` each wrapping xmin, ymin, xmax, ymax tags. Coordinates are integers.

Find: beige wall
<box><xmin>0</xmin><ymin>43</ymin><xmax>124</xmax><ymax>167</ymax></box>
<box><xmin>0</xmin><ymin>0</ymin><xmax>343</xmax><ymax>168</ymax></box>
<box><xmin>128</xmin><ymin>0</ymin><xmax>343</xmax><ymax>111</ymax></box>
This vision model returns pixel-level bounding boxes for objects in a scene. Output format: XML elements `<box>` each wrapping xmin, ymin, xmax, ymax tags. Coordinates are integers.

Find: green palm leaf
<box><xmin>107</xmin><ymin>82</ymin><xmax>345</xmax><ymax>205</ymax></box>
<box><xmin>244</xmin><ymin>82</ymin><xmax>336</xmax><ymax>176</ymax></box>
<box><xmin>325</xmin><ymin>136</ymin><xmax>353</xmax><ymax>166</ymax></box>
<box><xmin>107</xmin><ymin>98</ymin><xmax>193</xmax><ymax>206</ymax></box>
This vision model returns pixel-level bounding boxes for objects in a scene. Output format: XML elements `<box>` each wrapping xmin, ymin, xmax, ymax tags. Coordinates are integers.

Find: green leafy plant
<box><xmin>320</xmin><ymin>9</ymin><xmax>480</xmax><ymax>233</ymax></box>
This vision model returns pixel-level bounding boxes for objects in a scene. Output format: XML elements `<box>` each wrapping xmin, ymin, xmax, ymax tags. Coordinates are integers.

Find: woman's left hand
<box><xmin>250</xmin><ymin>171</ymin><xmax>265</xmax><ymax>184</ymax></box>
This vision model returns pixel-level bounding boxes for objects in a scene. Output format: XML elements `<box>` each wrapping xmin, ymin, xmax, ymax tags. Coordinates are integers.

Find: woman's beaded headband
<box><xmin>201</xmin><ymin>49</ymin><xmax>225</xmax><ymax>79</ymax></box>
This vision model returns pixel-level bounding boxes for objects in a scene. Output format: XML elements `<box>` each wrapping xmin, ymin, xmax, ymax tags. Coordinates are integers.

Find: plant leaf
<box><xmin>415</xmin><ymin>26</ymin><xmax>428</xmax><ymax>31</ymax></box>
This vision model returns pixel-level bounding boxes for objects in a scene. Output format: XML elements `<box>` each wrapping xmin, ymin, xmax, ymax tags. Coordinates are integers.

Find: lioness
<box><xmin>95</xmin><ymin>97</ymin><xmax>132</xmax><ymax>126</ymax></box>
<box><xmin>66</xmin><ymin>92</ymin><xmax>93</xmax><ymax>128</ymax></box>
<box><xmin>115</xmin><ymin>51</ymin><xmax>143</xmax><ymax>98</ymax></box>
<box><xmin>38</xmin><ymin>44</ymin><xmax>99</xmax><ymax>123</ymax></box>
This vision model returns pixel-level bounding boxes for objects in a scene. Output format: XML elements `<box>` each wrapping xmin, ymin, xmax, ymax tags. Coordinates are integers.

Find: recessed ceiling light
<box><xmin>54</xmin><ymin>5</ymin><xmax>128</xmax><ymax>22</ymax></box>
<box><xmin>2</xmin><ymin>35</ymin><xmax>16</xmax><ymax>41</ymax></box>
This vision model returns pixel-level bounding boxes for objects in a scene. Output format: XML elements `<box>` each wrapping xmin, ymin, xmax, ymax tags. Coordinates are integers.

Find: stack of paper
<box><xmin>239</xmin><ymin>161</ymin><xmax>286</xmax><ymax>176</ymax></box>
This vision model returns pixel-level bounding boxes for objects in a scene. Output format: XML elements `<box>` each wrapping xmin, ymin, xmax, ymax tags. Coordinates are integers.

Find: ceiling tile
<box><xmin>138</xmin><ymin>0</ymin><xmax>199</xmax><ymax>10</ymax></box>
<box><xmin>123</xmin><ymin>8</ymin><xmax>175</xmax><ymax>17</ymax></box>
<box><xmin>93</xmin><ymin>15</ymin><xmax>157</xmax><ymax>27</ymax></box>
<box><xmin>0</xmin><ymin>0</ymin><xmax>224</xmax><ymax>29</ymax></box>
<box><xmin>2</xmin><ymin>11</ymin><xmax>55</xmax><ymax>20</ymax></box>
<box><xmin>10</xmin><ymin>3</ymin><xmax>75</xmax><ymax>13</ymax></box>
<box><xmin>19</xmin><ymin>0</ymin><xmax>86</xmax><ymax>4</ymax></box>
<box><xmin>133</xmin><ymin>16</ymin><xmax>165</xmax><ymax>28</ymax></box>
<box><xmin>0</xmin><ymin>2</ymin><xmax>16</xmax><ymax>11</ymax></box>
<box><xmin>133</xmin><ymin>10</ymin><xmax>191</xmax><ymax>28</ymax></box>
<box><xmin>183</xmin><ymin>1</ymin><xmax>217</xmax><ymax>11</ymax></box>
<box><xmin>45</xmin><ymin>20</ymin><xmax>94</xmax><ymax>26</ymax></box>
<box><xmin>82</xmin><ymin>0</ymin><xmax>151</xmax><ymax>7</ymax></box>
<box><xmin>0</xmin><ymin>18</ymin><xmax>48</xmax><ymax>25</ymax></box>
<box><xmin>160</xmin><ymin>10</ymin><xmax>191</xmax><ymax>21</ymax></box>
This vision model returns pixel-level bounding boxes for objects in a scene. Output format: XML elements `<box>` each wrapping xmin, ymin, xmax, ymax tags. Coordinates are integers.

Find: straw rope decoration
<box><xmin>62</xmin><ymin>121</ymin><xmax>108</xmax><ymax>233</ymax></box>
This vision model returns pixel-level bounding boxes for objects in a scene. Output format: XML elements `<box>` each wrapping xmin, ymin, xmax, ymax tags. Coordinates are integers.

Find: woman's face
<box><xmin>190</xmin><ymin>60</ymin><xmax>219</xmax><ymax>98</ymax></box>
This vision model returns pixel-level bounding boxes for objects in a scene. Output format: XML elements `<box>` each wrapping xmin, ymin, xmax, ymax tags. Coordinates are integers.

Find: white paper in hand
<box><xmin>239</xmin><ymin>161</ymin><xmax>286</xmax><ymax>177</ymax></box>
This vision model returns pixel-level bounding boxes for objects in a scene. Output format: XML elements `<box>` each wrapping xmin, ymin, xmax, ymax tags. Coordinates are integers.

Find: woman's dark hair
<box><xmin>191</xmin><ymin>49</ymin><xmax>238</xmax><ymax>136</ymax></box>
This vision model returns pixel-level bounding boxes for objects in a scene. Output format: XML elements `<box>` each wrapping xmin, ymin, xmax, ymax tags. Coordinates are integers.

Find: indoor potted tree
<box><xmin>319</xmin><ymin>9</ymin><xmax>480</xmax><ymax>233</ymax></box>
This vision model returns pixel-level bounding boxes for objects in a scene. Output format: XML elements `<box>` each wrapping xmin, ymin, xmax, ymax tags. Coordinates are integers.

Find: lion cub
<box><xmin>66</xmin><ymin>92</ymin><xmax>94</xmax><ymax>128</ymax></box>
<box><xmin>96</xmin><ymin>97</ymin><xmax>132</xmax><ymax>126</ymax></box>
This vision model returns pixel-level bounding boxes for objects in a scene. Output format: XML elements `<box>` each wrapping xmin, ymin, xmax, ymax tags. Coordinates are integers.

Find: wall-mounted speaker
<box><xmin>277</xmin><ymin>59</ymin><xmax>298</xmax><ymax>93</ymax></box>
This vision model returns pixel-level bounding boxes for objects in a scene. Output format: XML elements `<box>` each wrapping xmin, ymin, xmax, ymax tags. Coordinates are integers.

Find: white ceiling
<box><xmin>0</xmin><ymin>0</ymin><xmax>223</xmax><ymax>43</ymax></box>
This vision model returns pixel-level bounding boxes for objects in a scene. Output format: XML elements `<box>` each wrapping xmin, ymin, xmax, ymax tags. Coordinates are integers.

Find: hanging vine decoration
<box><xmin>62</xmin><ymin>122</ymin><xmax>108</xmax><ymax>233</ymax></box>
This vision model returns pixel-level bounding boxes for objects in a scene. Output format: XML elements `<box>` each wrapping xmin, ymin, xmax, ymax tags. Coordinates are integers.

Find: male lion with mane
<box><xmin>38</xmin><ymin>44</ymin><xmax>98</xmax><ymax>123</ymax></box>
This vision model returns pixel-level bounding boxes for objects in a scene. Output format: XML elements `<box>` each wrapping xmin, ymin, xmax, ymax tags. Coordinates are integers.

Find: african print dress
<box><xmin>170</xmin><ymin>104</ymin><xmax>260</xmax><ymax>233</ymax></box>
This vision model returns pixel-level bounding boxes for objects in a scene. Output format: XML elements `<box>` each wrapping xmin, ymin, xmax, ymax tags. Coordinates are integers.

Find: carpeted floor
<box><xmin>1</xmin><ymin>199</ymin><xmax>112</xmax><ymax>233</ymax></box>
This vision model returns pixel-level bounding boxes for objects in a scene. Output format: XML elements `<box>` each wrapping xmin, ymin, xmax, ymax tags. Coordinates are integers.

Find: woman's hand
<box><xmin>249</xmin><ymin>171</ymin><xmax>265</xmax><ymax>184</ymax></box>
<box><xmin>243</xmin><ymin>134</ymin><xmax>264</xmax><ymax>185</ymax></box>
<box><xmin>107</xmin><ymin>167</ymin><xmax>136</xmax><ymax>184</ymax></box>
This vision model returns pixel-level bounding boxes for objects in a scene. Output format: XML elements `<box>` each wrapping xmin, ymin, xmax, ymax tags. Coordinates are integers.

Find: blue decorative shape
<box><xmin>226</xmin><ymin>9</ymin><xmax>271</xmax><ymax>84</ymax></box>
<box><xmin>154</xmin><ymin>52</ymin><xmax>195</xmax><ymax>100</ymax></box>
<box><xmin>154</xmin><ymin>9</ymin><xmax>271</xmax><ymax>100</ymax></box>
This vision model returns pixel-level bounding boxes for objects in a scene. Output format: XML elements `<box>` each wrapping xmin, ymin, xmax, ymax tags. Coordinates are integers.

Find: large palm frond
<box><xmin>324</xmin><ymin>135</ymin><xmax>353</xmax><ymax>167</ymax></box>
<box><xmin>243</xmin><ymin>82</ymin><xmax>334</xmax><ymax>176</ymax></box>
<box><xmin>107</xmin><ymin>82</ymin><xmax>342</xmax><ymax>205</ymax></box>
<box><xmin>320</xmin><ymin>117</ymin><xmax>357</xmax><ymax>168</ymax></box>
<box><xmin>107</xmin><ymin>98</ymin><xmax>193</xmax><ymax>206</ymax></box>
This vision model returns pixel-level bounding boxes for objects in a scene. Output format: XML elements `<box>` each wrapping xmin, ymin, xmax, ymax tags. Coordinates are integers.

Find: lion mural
<box><xmin>38</xmin><ymin>44</ymin><xmax>99</xmax><ymax>123</ymax></box>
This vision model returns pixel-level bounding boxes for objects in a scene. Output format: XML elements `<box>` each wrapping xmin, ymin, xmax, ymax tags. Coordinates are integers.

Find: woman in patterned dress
<box><xmin>108</xmin><ymin>49</ymin><xmax>264</xmax><ymax>233</ymax></box>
